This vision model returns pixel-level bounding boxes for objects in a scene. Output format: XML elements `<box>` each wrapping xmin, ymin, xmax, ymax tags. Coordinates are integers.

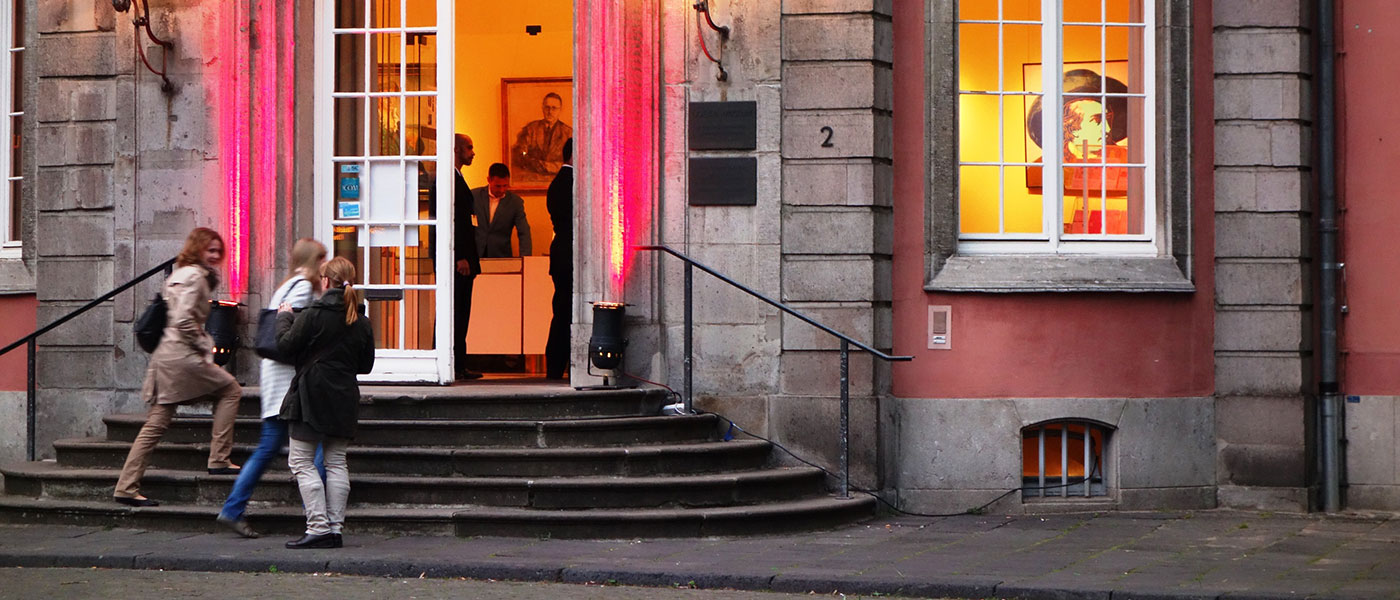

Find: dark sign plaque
<box><xmin>688</xmin><ymin>101</ymin><xmax>757</xmax><ymax>150</ymax></box>
<box><xmin>688</xmin><ymin>157</ymin><xmax>757</xmax><ymax>206</ymax></box>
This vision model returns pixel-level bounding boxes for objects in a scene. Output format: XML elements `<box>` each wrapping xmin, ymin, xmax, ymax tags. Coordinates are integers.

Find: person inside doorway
<box><xmin>454</xmin><ymin>134</ymin><xmax>484</xmax><ymax>381</ymax></box>
<box><xmin>545</xmin><ymin>138</ymin><xmax>574</xmax><ymax>381</ymax></box>
<box><xmin>473</xmin><ymin>162</ymin><xmax>532</xmax><ymax>258</ymax></box>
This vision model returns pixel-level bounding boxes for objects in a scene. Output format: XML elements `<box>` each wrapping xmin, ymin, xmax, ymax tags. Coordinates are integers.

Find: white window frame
<box><xmin>956</xmin><ymin>0</ymin><xmax>1156</xmax><ymax>257</ymax></box>
<box><xmin>925</xmin><ymin>0</ymin><xmax>1192</xmax><ymax>293</ymax></box>
<box><xmin>0</xmin><ymin>0</ymin><xmax>20</xmax><ymax>257</ymax></box>
<box><xmin>314</xmin><ymin>0</ymin><xmax>455</xmax><ymax>383</ymax></box>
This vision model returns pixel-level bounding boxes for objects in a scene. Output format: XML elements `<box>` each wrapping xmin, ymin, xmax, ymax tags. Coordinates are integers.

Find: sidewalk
<box><xmin>1</xmin><ymin>509</ymin><xmax>1397</xmax><ymax>599</ymax></box>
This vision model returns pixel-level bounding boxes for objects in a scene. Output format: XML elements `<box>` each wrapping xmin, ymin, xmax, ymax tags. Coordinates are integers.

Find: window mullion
<box><xmin>1042</xmin><ymin>0</ymin><xmax>1063</xmax><ymax>248</ymax></box>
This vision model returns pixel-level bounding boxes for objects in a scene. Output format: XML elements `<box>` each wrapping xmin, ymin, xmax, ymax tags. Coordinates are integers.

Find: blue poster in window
<box><xmin>337</xmin><ymin>201</ymin><xmax>361</xmax><ymax>220</ymax></box>
<box><xmin>339</xmin><ymin>176</ymin><xmax>360</xmax><ymax>199</ymax></box>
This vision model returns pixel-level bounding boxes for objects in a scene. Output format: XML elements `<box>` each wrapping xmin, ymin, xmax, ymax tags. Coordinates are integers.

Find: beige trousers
<box><xmin>113</xmin><ymin>381</ymin><xmax>242</xmax><ymax>499</ymax></box>
<box><xmin>290</xmin><ymin>437</ymin><xmax>350</xmax><ymax>535</ymax></box>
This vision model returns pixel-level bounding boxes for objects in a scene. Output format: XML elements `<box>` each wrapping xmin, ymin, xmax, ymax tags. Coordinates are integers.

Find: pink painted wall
<box><xmin>888</xmin><ymin>2</ymin><xmax>1215</xmax><ymax>399</ymax></box>
<box><xmin>1338</xmin><ymin>2</ymin><xmax>1400</xmax><ymax>394</ymax></box>
<box><xmin>0</xmin><ymin>294</ymin><xmax>36</xmax><ymax>391</ymax></box>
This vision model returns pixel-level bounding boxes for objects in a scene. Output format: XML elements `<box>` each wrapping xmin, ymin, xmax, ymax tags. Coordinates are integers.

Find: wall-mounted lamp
<box><xmin>585</xmin><ymin>301</ymin><xmax>628</xmax><ymax>387</ymax></box>
<box><xmin>205</xmin><ymin>300</ymin><xmax>242</xmax><ymax>367</ymax></box>
<box><xmin>693</xmin><ymin>1</ymin><xmax>730</xmax><ymax>82</ymax></box>
<box><xmin>114</xmin><ymin>0</ymin><xmax>175</xmax><ymax>94</ymax></box>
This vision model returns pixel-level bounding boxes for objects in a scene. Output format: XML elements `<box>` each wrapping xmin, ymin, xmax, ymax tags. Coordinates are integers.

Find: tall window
<box><xmin>957</xmin><ymin>0</ymin><xmax>1153</xmax><ymax>255</ymax></box>
<box><xmin>0</xmin><ymin>0</ymin><xmax>21</xmax><ymax>254</ymax></box>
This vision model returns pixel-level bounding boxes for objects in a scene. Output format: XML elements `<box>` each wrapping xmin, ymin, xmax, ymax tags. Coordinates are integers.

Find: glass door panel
<box><xmin>320</xmin><ymin>0</ymin><xmax>452</xmax><ymax>382</ymax></box>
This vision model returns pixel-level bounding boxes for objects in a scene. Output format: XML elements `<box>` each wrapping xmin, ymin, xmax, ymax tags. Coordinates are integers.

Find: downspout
<box><xmin>1316</xmin><ymin>0</ymin><xmax>1342</xmax><ymax>513</ymax></box>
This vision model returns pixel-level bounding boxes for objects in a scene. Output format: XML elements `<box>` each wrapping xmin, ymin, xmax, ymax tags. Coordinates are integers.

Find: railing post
<box><xmin>839</xmin><ymin>339</ymin><xmax>850</xmax><ymax>499</ymax></box>
<box><xmin>684</xmin><ymin>262</ymin><xmax>694</xmax><ymax>414</ymax></box>
<box><xmin>26</xmin><ymin>338</ymin><xmax>36</xmax><ymax>461</ymax></box>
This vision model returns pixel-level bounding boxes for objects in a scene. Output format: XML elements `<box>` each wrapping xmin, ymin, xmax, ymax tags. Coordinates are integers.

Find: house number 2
<box><xmin>820</xmin><ymin>126</ymin><xmax>835</xmax><ymax>148</ymax></box>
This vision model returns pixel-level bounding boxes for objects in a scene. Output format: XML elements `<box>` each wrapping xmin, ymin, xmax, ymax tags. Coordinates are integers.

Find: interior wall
<box><xmin>454</xmin><ymin>0</ymin><xmax>573</xmax><ymax>255</ymax></box>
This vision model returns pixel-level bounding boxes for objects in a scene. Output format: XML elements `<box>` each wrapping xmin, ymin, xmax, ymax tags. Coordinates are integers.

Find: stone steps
<box><xmin>52</xmin><ymin>438</ymin><xmax>774</xmax><ymax>476</ymax></box>
<box><xmin>103</xmin><ymin>413</ymin><xmax>720</xmax><ymax>448</ymax></box>
<box><xmin>0</xmin><ymin>495</ymin><xmax>877</xmax><ymax>538</ymax></box>
<box><xmin>2</xmin><ymin>461</ymin><xmax>827</xmax><ymax>509</ymax></box>
<box><xmin>0</xmin><ymin>385</ymin><xmax>876</xmax><ymax>538</ymax></box>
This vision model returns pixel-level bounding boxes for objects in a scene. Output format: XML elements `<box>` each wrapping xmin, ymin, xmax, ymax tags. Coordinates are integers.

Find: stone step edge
<box><xmin>55</xmin><ymin>437</ymin><xmax>769</xmax><ymax>457</ymax></box>
<box><xmin>239</xmin><ymin>386</ymin><xmax>670</xmax><ymax>403</ymax></box>
<box><xmin>0</xmin><ymin>494</ymin><xmax>873</xmax><ymax>522</ymax></box>
<box><xmin>103</xmin><ymin>414</ymin><xmax>715</xmax><ymax>428</ymax></box>
<box><xmin>2</xmin><ymin>462</ymin><xmax>825</xmax><ymax>489</ymax></box>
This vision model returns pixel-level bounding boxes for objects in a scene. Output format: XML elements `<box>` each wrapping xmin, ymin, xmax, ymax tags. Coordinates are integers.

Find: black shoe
<box><xmin>331</xmin><ymin>533</ymin><xmax>343</xmax><ymax>548</ymax></box>
<box><xmin>285</xmin><ymin>533</ymin><xmax>338</xmax><ymax>549</ymax></box>
<box><xmin>208</xmin><ymin>465</ymin><xmax>242</xmax><ymax>475</ymax></box>
<box><xmin>455</xmin><ymin>369</ymin><xmax>483</xmax><ymax>381</ymax></box>
<box><xmin>114</xmin><ymin>496</ymin><xmax>159</xmax><ymax>507</ymax></box>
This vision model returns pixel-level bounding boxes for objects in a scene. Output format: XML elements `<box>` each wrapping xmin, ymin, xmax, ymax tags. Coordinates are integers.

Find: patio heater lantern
<box><xmin>586</xmin><ymin>301</ymin><xmax>628</xmax><ymax>386</ymax></box>
<box><xmin>205</xmin><ymin>300</ymin><xmax>242</xmax><ymax>367</ymax></box>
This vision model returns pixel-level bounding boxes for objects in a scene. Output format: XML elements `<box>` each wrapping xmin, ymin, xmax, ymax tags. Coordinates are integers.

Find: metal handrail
<box><xmin>638</xmin><ymin>245</ymin><xmax>912</xmax><ymax>498</ymax></box>
<box><xmin>0</xmin><ymin>257</ymin><xmax>176</xmax><ymax>460</ymax></box>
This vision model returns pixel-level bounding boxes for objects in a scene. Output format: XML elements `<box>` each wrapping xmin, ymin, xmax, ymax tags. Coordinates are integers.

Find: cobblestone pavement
<box><xmin>1</xmin><ymin>510</ymin><xmax>1398</xmax><ymax>599</ymax></box>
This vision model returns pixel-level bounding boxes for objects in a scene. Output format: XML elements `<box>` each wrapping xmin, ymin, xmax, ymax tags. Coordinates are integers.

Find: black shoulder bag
<box><xmin>133</xmin><ymin>294</ymin><xmax>167</xmax><ymax>353</ymax></box>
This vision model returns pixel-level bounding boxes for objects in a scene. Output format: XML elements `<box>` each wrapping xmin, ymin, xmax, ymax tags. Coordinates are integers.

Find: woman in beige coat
<box><xmin>113</xmin><ymin>227</ymin><xmax>243</xmax><ymax>507</ymax></box>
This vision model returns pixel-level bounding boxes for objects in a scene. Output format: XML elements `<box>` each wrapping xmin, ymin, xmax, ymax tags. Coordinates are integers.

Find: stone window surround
<box><xmin>924</xmin><ymin>1</ymin><xmax>1194</xmax><ymax>293</ymax></box>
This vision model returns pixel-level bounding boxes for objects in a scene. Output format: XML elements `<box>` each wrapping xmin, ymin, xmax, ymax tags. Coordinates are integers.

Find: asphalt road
<box><xmin>0</xmin><ymin>568</ymin><xmax>925</xmax><ymax>600</ymax></box>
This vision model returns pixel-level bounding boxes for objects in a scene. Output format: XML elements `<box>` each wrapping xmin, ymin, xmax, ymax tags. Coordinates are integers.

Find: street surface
<box><xmin>0</xmin><ymin>568</ymin><xmax>914</xmax><ymax>600</ymax></box>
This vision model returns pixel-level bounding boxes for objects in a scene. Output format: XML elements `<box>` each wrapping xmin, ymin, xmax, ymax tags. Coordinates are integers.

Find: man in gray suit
<box><xmin>472</xmin><ymin>162</ymin><xmax>532</xmax><ymax>258</ymax></box>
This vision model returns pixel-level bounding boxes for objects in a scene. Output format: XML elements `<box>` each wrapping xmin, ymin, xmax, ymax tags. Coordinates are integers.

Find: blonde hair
<box><xmin>175</xmin><ymin>227</ymin><xmax>224</xmax><ymax>268</ymax></box>
<box><xmin>282</xmin><ymin>238</ymin><xmax>327</xmax><ymax>293</ymax></box>
<box><xmin>320</xmin><ymin>257</ymin><xmax>362</xmax><ymax>325</ymax></box>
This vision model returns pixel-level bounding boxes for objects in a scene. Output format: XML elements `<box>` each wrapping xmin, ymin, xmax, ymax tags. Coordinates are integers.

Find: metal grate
<box><xmin>1021</xmin><ymin>420</ymin><xmax>1108</xmax><ymax>498</ymax></box>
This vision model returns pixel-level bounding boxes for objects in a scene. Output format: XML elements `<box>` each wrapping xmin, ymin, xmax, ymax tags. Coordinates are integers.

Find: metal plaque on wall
<box><xmin>689</xmin><ymin>157</ymin><xmax>757</xmax><ymax>206</ymax></box>
<box><xmin>688</xmin><ymin>101</ymin><xmax>757</xmax><ymax>150</ymax></box>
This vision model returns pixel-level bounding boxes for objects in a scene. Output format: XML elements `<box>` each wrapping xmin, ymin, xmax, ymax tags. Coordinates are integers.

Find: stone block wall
<box><xmin>774</xmin><ymin>0</ymin><xmax>894</xmax><ymax>487</ymax></box>
<box><xmin>1212</xmin><ymin>0</ymin><xmax>1314</xmax><ymax>511</ymax></box>
<box><xmin>28</xmin><ymin>1</ymin><xmax>301</xmax><ymax>456</ymax></box>
<box><xmin>31</xmin><ymin>0</ymin><xmax>124</xmax><ymax>456</ymax></box>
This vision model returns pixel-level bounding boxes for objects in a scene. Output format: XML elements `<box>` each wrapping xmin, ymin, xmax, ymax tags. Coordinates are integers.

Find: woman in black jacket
<box><xmin>275</xmin><ymin>257</ymin><xmax>375</xmax><ymax>549</ymax></box>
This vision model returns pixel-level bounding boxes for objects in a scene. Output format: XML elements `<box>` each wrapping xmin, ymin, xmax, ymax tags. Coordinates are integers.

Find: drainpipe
<box><xmin>1316</xmin><ymin>0</ymin><xmax>1342</xmax><ymax>513</ymax></box>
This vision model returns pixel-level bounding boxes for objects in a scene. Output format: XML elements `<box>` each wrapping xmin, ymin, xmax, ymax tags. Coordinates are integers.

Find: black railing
<box><xmin>638</xmin><ymin>245</ymin><xmax>913</xmax><ymax>498</ymax></box>
<box><xmin>0</xmin><ymin>257</ymin><xmax>176</xmax><ymax>461</ymax></box>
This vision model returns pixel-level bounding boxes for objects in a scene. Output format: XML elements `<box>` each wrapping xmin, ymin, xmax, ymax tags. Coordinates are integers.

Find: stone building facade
<box><xmin>3</xmin><ymin>0</ymin><xmax>1399</xmax><ymax>515</ymax></box>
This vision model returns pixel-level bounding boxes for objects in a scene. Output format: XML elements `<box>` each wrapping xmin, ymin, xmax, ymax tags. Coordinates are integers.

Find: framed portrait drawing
<box><xmin>1021</xmin><ymin>60</ymin><xmax>1131</xmax><ymax>192</ymax></box>
<box><xmin>501</xmin><ymin>77</ymin><xmax>573</xmax><ymax>191</ymax></box>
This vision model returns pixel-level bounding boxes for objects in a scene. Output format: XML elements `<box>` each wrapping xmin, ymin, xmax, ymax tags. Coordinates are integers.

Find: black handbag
<box><xmin>133</xmin><ymin>294</ymin><xmax>167</xmax><ymax>353</ymax></box>
<box><xmin>255</xmin><ymin>278</ymin><xmax>308</xmax><ymax>362</ymax></box>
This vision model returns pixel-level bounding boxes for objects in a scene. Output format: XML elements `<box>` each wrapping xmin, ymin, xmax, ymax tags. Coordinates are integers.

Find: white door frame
<box><xmin>314</xmin><ymin>0</ymin><xmax>455</xmax><ymax>383</ymax></box>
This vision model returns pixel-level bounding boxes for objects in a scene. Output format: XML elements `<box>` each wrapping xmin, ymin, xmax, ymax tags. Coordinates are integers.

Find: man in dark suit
<box><xmin>544</xmin><ymin>139</ymin><xmax>573</xmax><ymax>381</ymax></box>
<box><xmin>453</xmin><ymin>134</ymin><xmax>483</xmax><ymax>380</ymax></box>
<box><xmin>472</xmin><ymin>163</ymin><xmax>532</xmax><ymax>258</ymax></box>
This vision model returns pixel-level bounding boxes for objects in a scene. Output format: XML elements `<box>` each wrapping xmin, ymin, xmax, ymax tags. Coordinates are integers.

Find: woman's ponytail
<box><xmin>342</xmin><ymin>283</ymin><xmax>362</xmax><ymax>325</ymax></box>
<box><xmin>319</xmin><ymin>256</ymin><xmax>361</xmax><ymax>325</ymax></box>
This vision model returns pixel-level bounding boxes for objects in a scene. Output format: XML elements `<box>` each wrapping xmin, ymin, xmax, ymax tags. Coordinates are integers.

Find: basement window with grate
<box><xmin>1022</xmin><ymin>420</ymin><xmax>1110</xmax><ymax>499</ymax></box>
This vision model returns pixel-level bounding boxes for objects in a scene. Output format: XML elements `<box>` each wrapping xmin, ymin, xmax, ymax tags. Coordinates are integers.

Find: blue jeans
<box><xmin>219</xmin><ymin>418</ymin><xmax>324</xmax><ymax>521</ymax></box>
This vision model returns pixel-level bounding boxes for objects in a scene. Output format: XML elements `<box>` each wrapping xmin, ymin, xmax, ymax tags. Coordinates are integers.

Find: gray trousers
<box><xmin>289</xmin><ymin>437</ymin><xmax>349</xmax><ymax>535</ymax></box>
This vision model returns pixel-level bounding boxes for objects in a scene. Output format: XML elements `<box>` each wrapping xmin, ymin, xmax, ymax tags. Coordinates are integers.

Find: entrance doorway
<box><xmin>315</xmin><ymin>0</ymin><xmax>574</xmax><ymax>383</ymax></box>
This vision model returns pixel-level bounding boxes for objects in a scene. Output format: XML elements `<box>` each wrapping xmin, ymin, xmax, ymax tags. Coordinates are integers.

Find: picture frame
<box><xmin>500</xmin><ymin>77</ymin><xmax>574</xmax><ymax>191</ymax></box>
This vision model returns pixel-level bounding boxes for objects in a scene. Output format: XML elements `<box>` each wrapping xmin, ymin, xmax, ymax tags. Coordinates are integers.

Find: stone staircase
<box><xmin>0</xmin><ymin>385</ymin><xmax>875</xmax><ymax>538</ymax></box>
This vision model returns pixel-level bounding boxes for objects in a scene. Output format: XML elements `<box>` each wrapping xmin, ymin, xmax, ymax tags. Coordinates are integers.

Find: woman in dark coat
<box><xmin>275</xmin><ymin>256</ymin><xmax>375</xmax><ymax>549</ymax></box>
